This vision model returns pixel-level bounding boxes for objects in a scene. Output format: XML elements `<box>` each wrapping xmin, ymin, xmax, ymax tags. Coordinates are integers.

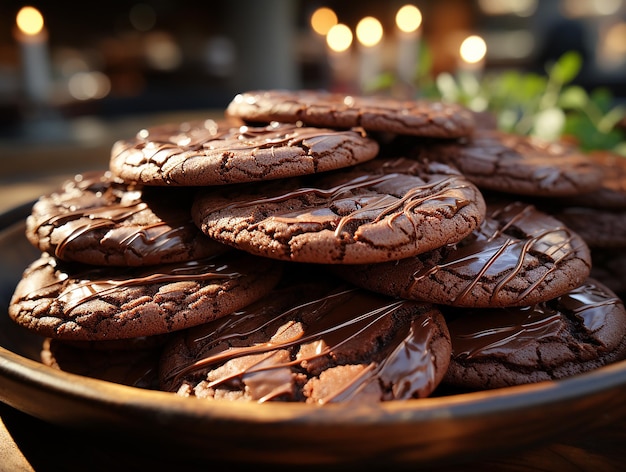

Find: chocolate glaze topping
<box><xmin>408</xmin><ymin>202</ymin><xmax>589</xmax><ymax>304</ymax></box>
<box><xmin>120</xmin><ymin>120</ymin><xmax>369</xmax><ymax>155</ymax></box>
<box><xmin>163</xmin><ymin>286</ymin><xmax>446</xmax><ymax>404</ymax></box>
<box><xmin>203</xmin><ymin>157</ymin><xmax>478</xmax><ymax>241</ymax></box>
<box><xmin>28</xmin><ymin>172</ymin><xmax>212</xmax><ymax>265</ymax></box>
<box><xmin>24</xmin><ymin>253</ymin><xmax>243</xmax><ymax>314</ymax></box>
<box><xmin>447</xmin><ymin>280</ymin><xmax>623</xmax><ymax>360</ymax></box>
<box><xmin>221</xmin><ymin>172</ymin><xmax>471</xmax><ymax>239</ymax></box>
<box><xmin>110</xmin><ymin>120</ymin><xmax>379</xmax><ymax>184</ymax></box>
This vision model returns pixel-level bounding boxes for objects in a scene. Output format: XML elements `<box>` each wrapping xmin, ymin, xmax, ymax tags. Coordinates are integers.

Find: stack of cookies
<box><xmin>9</xmin><ymin>89</ymin><xmax>626</xmax><ymax>403</ymax></box>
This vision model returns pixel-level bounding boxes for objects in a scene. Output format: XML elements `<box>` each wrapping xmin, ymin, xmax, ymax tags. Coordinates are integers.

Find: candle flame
<box><xmin>326</xmin><ymin>23</ymin><xmax>353</xmax><ymax>53</ymax></box>
<box><xmin>460</xmin><ymin>35</ymin><xmax>487</xmax><ymax>64</ymax></box>
<box><xmin>16</xmin><ymin>6</ymin><xmax>44</xmax><ymax>36</ymax></box>
<box><xmin>396</xmin><ymin>5</ymin><xmax>422</xmax><ymax>33</ymax></box>
<box><xmin>311</xmin><ymin>7</ymin><xmax>338</xmax><ymax>36</ymax></box>
<box><xmin>356</xmin><ymin>17</ymin><xmax>383</xmax><ymax>47</ymax></box>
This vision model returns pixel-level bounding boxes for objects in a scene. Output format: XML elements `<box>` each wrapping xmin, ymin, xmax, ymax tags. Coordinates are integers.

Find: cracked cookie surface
<box><xmin>8</xmin><ymin>251</ymin><xmax>284</xmax><ymax>341</ymax></box>
<box><xmin>25</xmin><ymin>171</ymin><xmax>224</xmax><ymax>266</ymax></box>
<box><xmin>441</xmin><ymin>278</ymin><xmax>626</xmax><ymax>389</ymax></box>
<box><xmin>191</xmin><ymin>156</ymin><xmax>486</xmax><ymax>264</ymax></box>
<box><xmin>411</xmin><ymin>129</ymin><xmax>604</xmax><ymax>197</ymax></box>
<box><xmin>226</xmin><ymin>89</ymin><xmax>476</xmax><ymax>138</ymax></box>
<box><xmin>332</xmin><ymin>201</ymin><xmax>592</xmax><ymax>307</ymax></box>
<box><xmin>109</xmin><ymin>119</ymin><xmax>380</xmax><ymax>186</ymax></box>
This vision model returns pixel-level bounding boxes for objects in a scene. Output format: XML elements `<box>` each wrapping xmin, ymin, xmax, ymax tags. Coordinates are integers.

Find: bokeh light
<box><xmin>16</xmin><ymin>6</ymin><xmax>44</xmax><ymax>35</ymax></box>
<box><xmin>311</xmin><ymin>7</ymin><xmax>338</xmax><ymax>36</ymax></box>
<box><xmin>460</xmin><ymin>35</ymin><xmax>487</xmax><ymax>64</ymax></box>
<box><xmin>326</xmin><ymin>23</ymin><xmax>353</xmax><ymax>53</ymax></box>
<box><xmin>356</xmin><ymin>17</ymin><xmax>383</xmax><ymax>47</ymax></box>
<box><xmin>68</xmin><ymin>71</ymin><xmax>111</xmax><ymax>100</ymax></box>
<box><xmin>395</xmin><ymin>5</ymin><xmax>422</xmax><ymax>34</ymax></box>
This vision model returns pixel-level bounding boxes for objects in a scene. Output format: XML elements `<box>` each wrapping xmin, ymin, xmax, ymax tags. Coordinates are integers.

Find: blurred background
<box><xmin>1</xmin><ymin>0</ymin><xmax>626</xmax><ymax>147</ymax></box>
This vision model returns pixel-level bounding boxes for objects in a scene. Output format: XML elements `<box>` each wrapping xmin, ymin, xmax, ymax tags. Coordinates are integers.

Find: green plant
<box><xmin>431</xmin><ymin>51</ymin><xmax>626</xmax><ymax>155</ymax></box>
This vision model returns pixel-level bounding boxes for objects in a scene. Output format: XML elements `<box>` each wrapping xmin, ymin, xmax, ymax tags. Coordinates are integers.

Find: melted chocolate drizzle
<box><xmin>113</xmin><ymin>120</ymin><xmax>371</xmax><ymax>165</ymax></box>
<box><xmin>166</xmin><ymin>288</ymin><xmax>439</xmax><ymax>404</ymax></box>
<box><xmin>448</xmin><ymin>280</ymin><xmax>623</xmax><ymax>360</ymax></box>
<box><xmin>33</xmin><ymin>173</ymin><xmax>197</xmax><ymax>260</ymax></box>
<box><xmin>407</xmin><ymin>202</ymin><xmax>588</xmax><ymax>304</ymax></box>
<box><xmin>213</xmin><ymin>171</ymin><xmax>471</xmax><ymax>239</ymax></box>
<box><xmin>25</xmin><ymin>255</ymin><xmax>243</xmax><ymax>315</ymax></box>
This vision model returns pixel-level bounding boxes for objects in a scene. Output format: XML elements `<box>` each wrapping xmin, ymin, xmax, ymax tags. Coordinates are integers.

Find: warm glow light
<box><xmin>395</xmin><ymin>5</ymin><xmax>422</xmax><ymax>33</ymax></box>
<box><xmin>16</xmin><ymin>6</ymin><xmax>44</xmax><ymax>35</ymax></box>
<box><xmin>68</xmin><ymin>71</ymin><xmax>111</xmax><ymax>100</ymax></box>
<box><xmin>145</xmin><ymin>32</ymin><xmax>182</xmax><ymax>70</ymax></box>
<box><xmin>460</xmin><ymin>35</ymin><xmax>487</xmax><ymax>64</ymax></box>
<box><xmin>326</xmin><ymin>23</ymin><xmax>353</xmax><ymax>53</ymax></box>
<box><xmin>606</xmin><ymin>22</ymin><xmax>626</xmax><ymax>53</ymax></box>
<box><xmin>311</xmin><ymin>7</ymin><xmax>338</xmax><ymax>36</ymax></box>
<box><xmin>356</xmin><ymin>17</ymin><xmax>383</xmax><ymax>47</ymax></box>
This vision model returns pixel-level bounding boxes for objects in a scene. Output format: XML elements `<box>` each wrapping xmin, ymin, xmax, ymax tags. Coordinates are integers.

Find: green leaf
<box><xmin>598</xmin><ymin>105</ymin><xmax>626</xmax><ymax>133</ymax></box>
<box><xmin>367</xmin><ymin>72</ymin><xmax>395</xmax><ymax>92</ymax></box>
<box><xmin>457</xmin><ymin>70</ymin><xmax>481</xmax><ymax>96</ymax></box>
<box><xmin>531</xmin><ymin>107</ymin><xmax>565</xmax><ymax>140</ymax></box>
<box><xmin>417</xmin><ymin>43</ymin><xmax>433</xmax><ymax>81</ymax></box>
<box><xmin>520</xmin><ymin>74</ymin><xmax>548</xmax><ymax>101</ymax></box>
<box><xmin>558</xmin><ymin>85</ymin><xmax>589</xmax><ymax>110</ymax></box>
<box><xmin>549</xmin><ymin>51</ymin><xmax>582</xmax><ymax>84</ymax></box>
<box><xmin>564</xmin><ymin>113</ymin><xmax>624</xmax><ymax>151</ymax></box>
<box><xmin>498</xmin><ymin>109</ymin><xmax>520</xmax><ymax>132</ymax></box>
<box><xmin>435</xmin><ymin>73</ymin><xmax>460</xmax><ymax>102</ymax></box>
<box><xmin>589</xmin><ymin>87</ymin><xmax>615</xmax><ymax>112</ymax></box>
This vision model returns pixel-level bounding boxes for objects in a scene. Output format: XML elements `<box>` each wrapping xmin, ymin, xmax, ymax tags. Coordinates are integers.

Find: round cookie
<box><xmin>547</xmin><ymin>206</ymin><xmax>626</xmax><ymax>248</ymax></box>
<box><xmin>8</xmin><ymin>250</ymin><xmax>283</xmax><ymax>341</ymax></box>
<box><xmin>25</xmin><ymin>171</ymin><xmax>224</xmax><ymax>266</ymax></box>
<box><xmin>529</xmin><ymin>151</ymin><xmax>626</xmax><ymax>248</ymax></box>
<box><xmin>589</xmin><ymin>248</ymin><xmax>626</xmax><ymax>296</ymax></box>
<box><xmin>191</xmin><ymin>156</ymin><xmax>486</xmax><ymax>264</ymax></box>
<box><xmin>109</xmin><ymin>119</ymin><xmax>380</xmax><ymax>186</ymax></box>
<box><xmin>158</xmin><ymin>280</ymin><xmax>452</xmax><ymax>404</ymax></box>
<box><xmin>332</xmin><ymin>201</ymin><xmax>592</xmax><ymax>307</ymax></box>
<box><xmin>554</xmin><ymin>150</ymin><xmax>626</xmax><ymax>209</ymax></box>
<box><xmin>442</xmin><ymin>278</ymin><xmax>626</xmax><ymax>390</ymax></box>
<box><xmin>410</xmin><ymin>129</ymin><xmax>604</xmax><ymax>197</ymax></box>
<box><xmin>41</xmin><ymin>337</ymin><xmax>162</xmax><ymax>389</ymax></box>
<box><xmin>226</xmin><ymin>89</ymin><xmax>476</xmax><ymax>138</ymax></box>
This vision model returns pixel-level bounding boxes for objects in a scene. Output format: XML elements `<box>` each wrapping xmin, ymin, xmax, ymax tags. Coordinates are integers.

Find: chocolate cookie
<box><xmin>226</xmin><ymin>89</ymin><xmax>476</xmax><ymax>138</ymax></box>
<box><xmin>442</xmin><ymin>278</ymin><xmax>626</xmax><ymax>390</ymax></box>
<box><xmin>109</xmin><ymin>119</ymin><xmax>380</xmax><ymax>186</ymax></box>
<box><xmin>526</xmin><ymin>151</ymin><xmax>626</xmax><ymax>248</ymax></box>
<box><xmin>192</xmin><ymin>156</ymin><xmax>486</xmax><ymax>264</ymax></box>
<box><xmin>41</xmin><ymin>338</ymin><xmax>162</xmax><ymax>389</ymax></box>
<box><xmin>589</xmin><ymin>248</ymin><xmax>626</xmax><ymax>296</ymax></box>
<box><xmin>333</xmin><ymin>201</ymin><xmax>592</xmax><ymax>307</ymax></box>
<box><xmin>548</xmin><ymin>206</ymin><xmax>626</xmax><ymax>248</ymax></box>
<box><xmin>411</xmin><ymin>130</ymin><xmax>604</xmax><ymax>197</ymax></box>
<box><xmin>8</xmin><ymin>251</ymin><xmax>283</xmax><ymax>341</ymax></box>
<box><xmin>158</xmin><ymin>280</ymin><xmax>451</xmax><ymax>404</ymax></box>
<box><xmin>25</xmin><ymin>171</ymin><xmax>224</xmax><ymax>266</ymax></box>
<box><xmin>554</xmin><ymin>151</ymin><xmax>626</xmax><ymax>209</ymax></box>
